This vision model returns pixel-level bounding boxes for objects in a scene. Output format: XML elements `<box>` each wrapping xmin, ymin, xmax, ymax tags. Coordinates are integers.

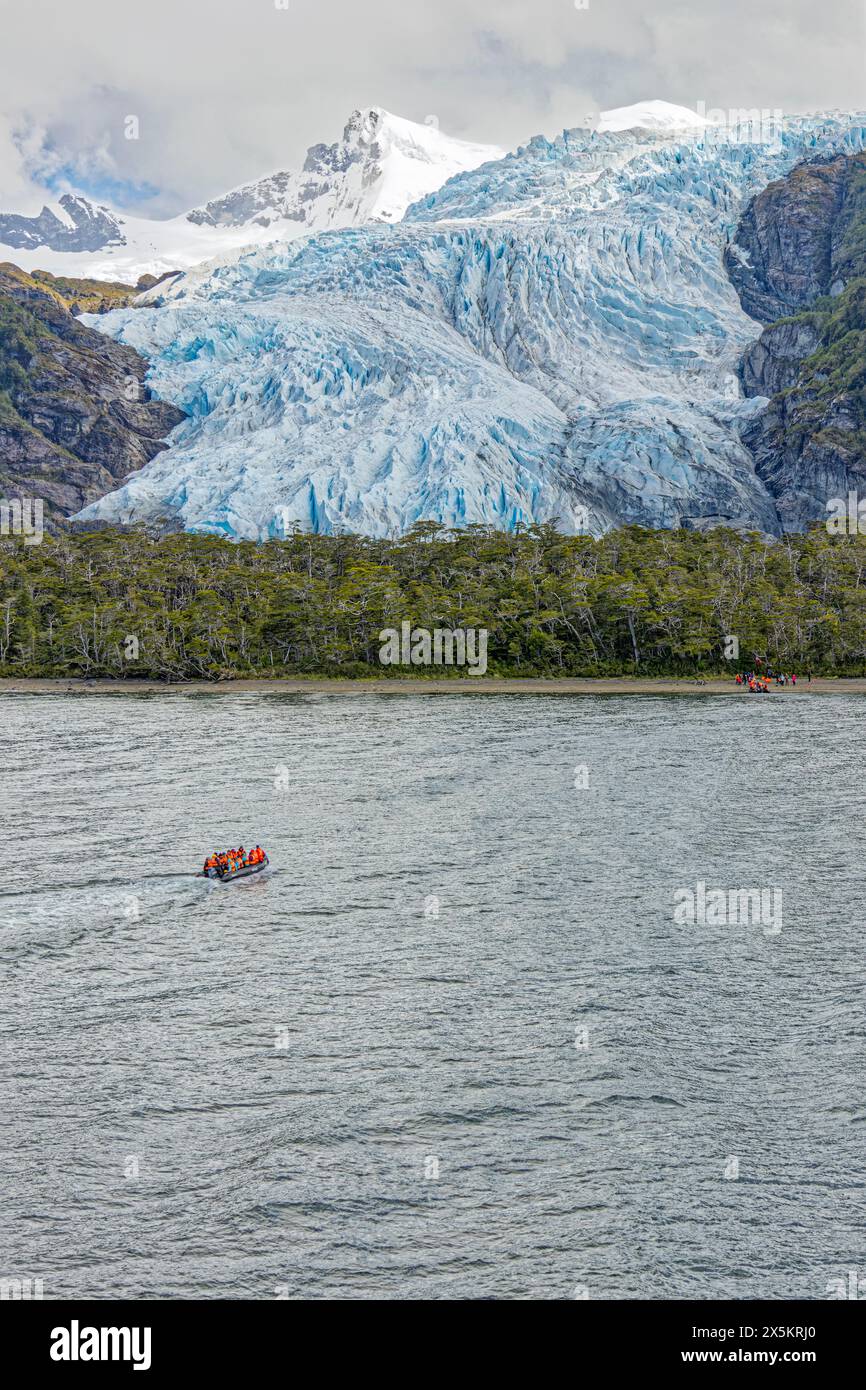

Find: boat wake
<box><xmin>0</xmin><ymin>875</ymin><xmax>210</xmax><ymax>961</ymax></box>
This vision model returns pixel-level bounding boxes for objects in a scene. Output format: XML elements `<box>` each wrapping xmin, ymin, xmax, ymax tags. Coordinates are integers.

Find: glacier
<box><xmin>73</xmin><ymin>105</ymin><xmax>866</xmax><ymax>539</ymax></box>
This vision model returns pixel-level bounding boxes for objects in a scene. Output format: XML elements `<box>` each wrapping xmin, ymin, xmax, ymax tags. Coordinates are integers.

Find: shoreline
<box><xmin>0</xmin><ymin>676</ymin><xmax>860</xmax><ymax>696</ymax></box>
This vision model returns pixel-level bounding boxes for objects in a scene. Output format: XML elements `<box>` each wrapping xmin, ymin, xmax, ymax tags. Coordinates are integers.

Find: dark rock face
<box><xmin>738</xmin><ymin>319</ymin><xmax>823</xmax><ymax>397</ymax></box>
<box><xmin>729</xmin><ymin>153</ymin><xmax>866</xmax><ymax>530</ymax></box>
<box><xmin>0</xmin><ymin>193</ymin><xmax>124</xmax><ymax>253</ymax></box>
<box><xmin>0</xmin><ymin>265</ymin><xmax>185</xmax><ymax>526</ymax></box>
<box><xmin>741</xmin><ymin>397</ymin><xmax>866</xmax><ymax>534</ymax></box>
<box><xmin>187</xmin><ymin>171</ymin><xmax>296</xmax><ymax>228</ymax></box>
<box><xmin>725</xmin><ymin>158</ymin><xmax>850</xmax><ymax>322</ymax></box>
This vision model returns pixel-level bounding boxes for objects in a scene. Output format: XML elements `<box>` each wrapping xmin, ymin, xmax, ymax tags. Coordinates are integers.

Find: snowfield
<box><xmin>73</xmin><ymin>104</ymin><xmax>866</xmax><ymax>539</ymax></box>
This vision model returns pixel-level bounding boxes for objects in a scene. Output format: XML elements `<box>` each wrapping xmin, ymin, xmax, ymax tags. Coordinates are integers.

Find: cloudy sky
<box><xmin>1</xmin><ymin>0</ymin><xmax>864</xmax><ymax>216</ymax></box>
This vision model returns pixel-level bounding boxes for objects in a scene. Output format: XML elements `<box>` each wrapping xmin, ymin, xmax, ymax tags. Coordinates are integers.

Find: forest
<box><xmin>1</xmin><ymin>521</ymin><xmax>864</xmax><ymax>679</ymax></box>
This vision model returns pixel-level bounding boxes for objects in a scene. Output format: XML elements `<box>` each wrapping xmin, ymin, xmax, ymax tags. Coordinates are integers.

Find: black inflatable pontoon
<box><xmin>197</xmin><ymin>855</ymin><xmax>269</xmax><ymax>882</ymax></box>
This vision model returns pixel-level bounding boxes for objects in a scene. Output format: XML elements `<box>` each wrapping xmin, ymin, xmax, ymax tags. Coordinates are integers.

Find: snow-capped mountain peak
<box><xmin>596</xmin><ymin>99</ymin><xmax>710</xmax><ymax>133</ymax></box>
<box><xmin>0</xmin><ymin>191</ymin><xmax>124</xmax><ymax>254</ymax></box>
<box><xmin>0</xmin><ymin>108</ymin><xmax>503</xmax><ymax>282</ymax></box>
<box><xmin>185</xmin><ymin>107</ymin><xmax>504</xmax><ymax>232</ymax></box>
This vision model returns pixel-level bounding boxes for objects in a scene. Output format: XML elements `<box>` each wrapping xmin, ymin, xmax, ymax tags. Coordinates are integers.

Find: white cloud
<box><xmin>0</xmin><ymin>0</ymin><xmax>863</xmax><ymax>216</ymax></box>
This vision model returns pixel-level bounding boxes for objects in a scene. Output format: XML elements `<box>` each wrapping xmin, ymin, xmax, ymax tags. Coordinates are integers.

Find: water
<box><xmin>1</xmin><ymin>691</ymin><xmax>865</xmax><ymax>1300</ymax></box>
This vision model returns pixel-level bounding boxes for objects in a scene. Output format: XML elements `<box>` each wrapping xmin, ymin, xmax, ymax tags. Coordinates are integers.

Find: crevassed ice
<box><xmin>74</xmin><ymin>111</ymin><xmax>866</xmax><ymax>540</ymax></box>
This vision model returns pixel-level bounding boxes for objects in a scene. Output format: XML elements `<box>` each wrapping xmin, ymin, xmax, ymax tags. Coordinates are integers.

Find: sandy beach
<box><xmin>0</xmin><ymin>676</ymin><xmax>861</xmax><ymax>696</ymax></box>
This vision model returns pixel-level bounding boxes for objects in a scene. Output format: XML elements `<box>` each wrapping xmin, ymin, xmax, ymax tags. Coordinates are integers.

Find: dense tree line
<box><xmin>1</xmin><ymin>522</ymin><xmax>865</xmax><ymax>678</ymax></box>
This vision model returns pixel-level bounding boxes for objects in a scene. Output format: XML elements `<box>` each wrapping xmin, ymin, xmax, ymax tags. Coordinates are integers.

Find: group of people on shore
<box><xmin>203</xmin><ymin>846</ymin><xmax>266</xmax><ymax>875</ymax></box>
<box><xmin>735</xmin><ymin>670</ymin><xmax>800</xmax><ymax>693</ymax></box>
<box><xmin>738</xmin><ymin>674</ymin><xmax>772</xmax><ymax>693</ymax></box>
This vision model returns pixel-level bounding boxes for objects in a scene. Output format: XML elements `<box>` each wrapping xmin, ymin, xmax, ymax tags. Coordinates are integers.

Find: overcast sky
<box><xmin>1</xmin><ymin>0</ymin><xmax>864</xmax><ymax>217</ymax></box>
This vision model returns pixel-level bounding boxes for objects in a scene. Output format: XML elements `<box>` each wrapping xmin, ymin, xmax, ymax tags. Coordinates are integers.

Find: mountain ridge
<box><xmin>0</xmin><ymin>109</ymin><xmax>503</xmax><ymax>283</ymax></box>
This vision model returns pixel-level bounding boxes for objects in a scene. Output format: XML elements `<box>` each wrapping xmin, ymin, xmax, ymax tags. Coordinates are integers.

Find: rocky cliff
<box><xmin>0</xmin><ymin>264</ymin><xmax>185</xmax><ymax>525</ymax></box>
<box><xmin>728</xmin><ymin>153</ymin><xmax>866</xmax><ymax>529</ymax></box>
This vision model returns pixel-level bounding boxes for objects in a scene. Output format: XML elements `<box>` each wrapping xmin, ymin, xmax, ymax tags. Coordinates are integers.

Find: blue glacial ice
<box><xmin>75</xmin><ymin>112</ymin><xmax>866</xmax><ymax>539</ymax></box>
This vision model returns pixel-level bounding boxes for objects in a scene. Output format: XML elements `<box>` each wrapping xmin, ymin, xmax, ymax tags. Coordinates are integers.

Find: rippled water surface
<box><xmin>1</xmin><ymin>691</ymin><xmax>865</xmax><ymax>1300</ymax></box>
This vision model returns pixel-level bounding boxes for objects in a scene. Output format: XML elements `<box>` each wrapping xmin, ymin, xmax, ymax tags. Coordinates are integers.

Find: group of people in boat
<box><xmin>203</xmin><ymin>846</ymin><xmax>266</xmax><ymax>875</ymax></box>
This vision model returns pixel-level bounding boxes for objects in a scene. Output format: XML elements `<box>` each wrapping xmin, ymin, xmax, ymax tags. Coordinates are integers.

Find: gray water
<box><xmin>1</xmin><ymin>691</ymin><xmax>865</xmax><ymax>1301</ymax></box>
